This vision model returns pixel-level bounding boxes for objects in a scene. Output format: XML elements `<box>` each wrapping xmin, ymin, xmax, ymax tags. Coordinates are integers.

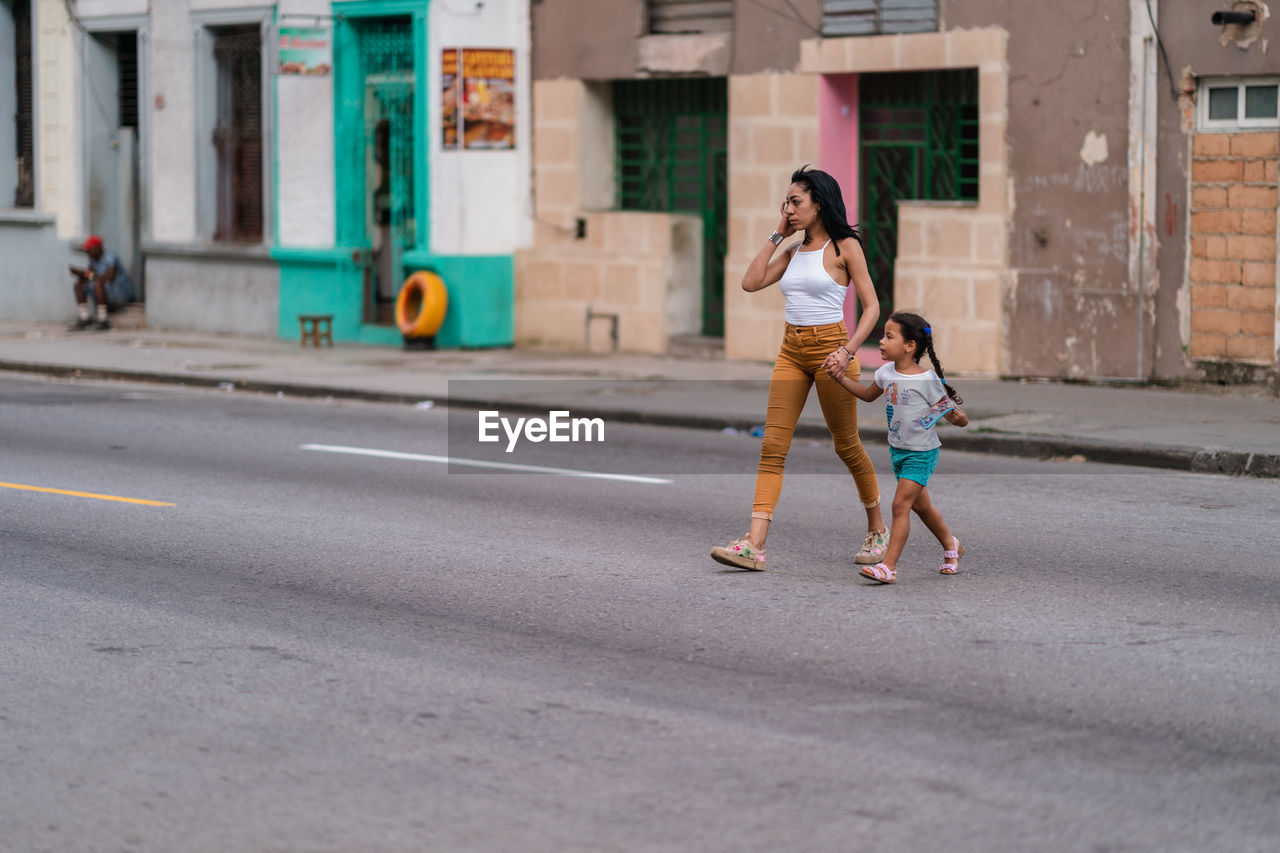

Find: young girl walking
<box><xmin>828</xmin><ymin>311</ymin><xmax>968</xmax><ymax>584</ymax></box>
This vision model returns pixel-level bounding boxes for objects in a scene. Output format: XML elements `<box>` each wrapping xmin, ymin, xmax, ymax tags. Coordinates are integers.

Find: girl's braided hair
<box><xmin>890</xmin><ymin>311</ymin><xmax>962</xmax><ymax>405</ymax></box>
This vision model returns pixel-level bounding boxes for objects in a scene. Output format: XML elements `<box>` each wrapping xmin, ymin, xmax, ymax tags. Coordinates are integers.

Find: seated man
<box><xmin>70</xmin><ymin>235</ymin><xmax>135</xmax><ymax>331</ymax></box>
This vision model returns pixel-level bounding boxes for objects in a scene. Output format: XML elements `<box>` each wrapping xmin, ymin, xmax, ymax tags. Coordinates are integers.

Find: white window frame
<box><xmin>193</xmin><ymin>6</ymin><xmax>274</xmax><ymax>245</ymax></box>
<box><xmin>1198</xmin><ymin>76</ymin><xmax>1280</xmax><ymax>131</ymax></box>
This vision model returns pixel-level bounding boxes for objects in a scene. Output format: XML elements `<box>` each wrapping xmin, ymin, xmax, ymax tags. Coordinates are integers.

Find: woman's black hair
<box><xmin>789</xmin><ymin>165</ymin><xmax>861</xmax><ymax>257</ymax></box>
<box><xmin>888</xmin><ymin>311</ymin><xmax>963</xmax><ymax>405</ymax></box>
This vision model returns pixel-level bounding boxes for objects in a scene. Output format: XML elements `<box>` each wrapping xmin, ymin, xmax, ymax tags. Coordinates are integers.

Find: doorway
<box><xmin>83</xmin><ymin>30</ymin><xmax>142</xmax><ymax>298</ymax></box>
<box><xmin>859</xmin><ymin>69</ymin><xmax>978</xmax><ymax>325</ymax></box>
<box><xmin>337</xmin><ymin>16</ymin><xmax>415</xmax><ymax>326</ymax></box>
<box><xmin>613</xmin><ymin>78</ymin><xmax>727</xmax><ymax>337</ymax></box>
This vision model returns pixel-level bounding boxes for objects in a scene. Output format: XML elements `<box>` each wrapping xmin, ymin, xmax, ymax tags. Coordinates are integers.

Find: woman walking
<box><xmin>711</xmin><ymin>166</ymin><xmax>887</xmax><ymax>571</ymax></box>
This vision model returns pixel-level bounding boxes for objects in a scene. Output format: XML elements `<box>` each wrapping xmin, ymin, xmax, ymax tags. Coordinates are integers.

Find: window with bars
<box><xmin>648</xmin><ymin>0</ymin><xmax>733</xmax><ymax>34</ymax></box>
<box><xmin>209</xmin><ymin>25</ymin><xmax>263</xmax><ymax>242</ymax></box>
<box><xmin>13</xmin><ymin>0</ymin><xmax>34</xmax><ymax>207</ymax></box>
<box><xmin>117</xmin><ymin>32</ymin><xmax>138</xmax><ymax>131</ymax></box>
<box><xmin>822</xmin><ymin>0</ymin><xmax>938</xmax><ymax>36</ymax></box>
<box><xmin>614</xmin><ymin>78</ymin><xmax>728</xmax><ymax>335</ymax></box>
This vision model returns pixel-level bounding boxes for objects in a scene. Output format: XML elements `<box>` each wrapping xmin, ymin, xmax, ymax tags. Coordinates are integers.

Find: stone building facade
<box><xmin>519</xmin><ymin>0</ymin><xmax>1280</xmax><ymax>385</ymax></box>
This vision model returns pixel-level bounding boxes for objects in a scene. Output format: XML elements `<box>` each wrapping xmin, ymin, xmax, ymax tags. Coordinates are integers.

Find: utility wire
<box><xmin>1145</xmin><ymin>0</ymin><xmax>1180</xmax><ymax>102</ymax></box>
<box><xmin>744</xmin><ymin>0</ymin><xmax>820</xmax><ymax>35</ymax></box>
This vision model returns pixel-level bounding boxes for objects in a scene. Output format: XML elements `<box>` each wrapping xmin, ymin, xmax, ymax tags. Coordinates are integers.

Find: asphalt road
<box><xmin>3</xmin><ymin>372</ymin><xmax>1279</xmax><ymax>853</ymax></box>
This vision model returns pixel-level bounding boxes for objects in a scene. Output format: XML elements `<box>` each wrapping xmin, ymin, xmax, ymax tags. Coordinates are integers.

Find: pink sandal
<box><xmin>940</xmin><ymin>537</ymin><xmax>964</xmax><ymax>575</ymax></box>
<box><xmin>859</xmin><ymin>563</ymin><xmax>896</xmax><ymax>584</ymax></box>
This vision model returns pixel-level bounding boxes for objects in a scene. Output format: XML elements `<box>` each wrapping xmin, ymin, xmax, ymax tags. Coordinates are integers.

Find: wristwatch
<box><xmin>768</xmin><ymin>231</ymin><xmax>783</xmax><ymax>246</ymax></box>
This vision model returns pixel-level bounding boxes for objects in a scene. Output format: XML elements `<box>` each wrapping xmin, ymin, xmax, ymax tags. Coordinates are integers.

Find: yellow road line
<box><xmin>0</xmin><ymin>481</ymin><xmax>175</xmax><ymax>507</ymax></box>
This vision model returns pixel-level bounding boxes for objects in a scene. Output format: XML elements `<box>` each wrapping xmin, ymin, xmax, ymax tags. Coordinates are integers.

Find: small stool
<box><xmin>298</xmin><ymin>314</ymin><xmax>333</xmax><ymax>348</ymax></box>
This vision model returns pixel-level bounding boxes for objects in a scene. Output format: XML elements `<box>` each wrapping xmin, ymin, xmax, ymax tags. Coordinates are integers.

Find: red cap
<box><xmin>82</xmin><ymin>235</ymin><xmax>104</xmax><ymax>252</ymax></box>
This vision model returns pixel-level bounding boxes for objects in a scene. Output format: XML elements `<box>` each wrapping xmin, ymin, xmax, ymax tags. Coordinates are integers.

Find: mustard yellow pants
<box><xmin>752</xmin><ymin>321</ymin><xmax>880</xmax><ymax>519</ymax></box>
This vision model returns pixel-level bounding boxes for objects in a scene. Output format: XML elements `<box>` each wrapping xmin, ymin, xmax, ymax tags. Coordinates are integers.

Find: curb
<box><xmin>3</xmin><ymin>359</ymin><xmax>1277</xmax><ymax>479</ymax></box>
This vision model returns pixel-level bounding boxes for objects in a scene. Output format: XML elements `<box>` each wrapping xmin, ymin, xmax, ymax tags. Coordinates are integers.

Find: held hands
<box><xmin>823</xmin><ymin>348</ymin><xmax>853</xmax><ymax>382</ymax></box>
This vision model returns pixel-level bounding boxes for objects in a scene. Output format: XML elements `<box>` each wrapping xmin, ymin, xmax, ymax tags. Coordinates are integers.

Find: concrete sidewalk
<box><xmin>2</xmin><ymin>322</ymin><xmax>1278</xmax><ymax>477</ymax></box>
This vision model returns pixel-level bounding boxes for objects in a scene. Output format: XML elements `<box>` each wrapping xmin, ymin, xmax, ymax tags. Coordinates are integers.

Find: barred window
<box><xmin>11</xmin><ymin>0</ymin><xmax>34</xmax><ymax>207</ymax></box>
<box><xmin>822</xmin><ymin>0</ymin><xmax>938</xmax><ymax>37</ymax></box>
<box><xmin>209</xmin><ymin>25</ymin><xmax>263</xmax><ymax>242</ymax></box>
<box><xmin>648</xmin><ymin>0</ymin><xmax>733</xmax><ymax>34</ymax></box>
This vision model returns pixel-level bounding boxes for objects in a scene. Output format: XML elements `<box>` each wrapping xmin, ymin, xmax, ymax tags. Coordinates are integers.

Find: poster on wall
<box><xmin>441</xmin><ymin>49</ymin><xmax>460</xmax><ymax>149</ymax></box>
<box><xmin>278</xmin><ymin>28</ymin><xmax>332</xmax><ymax>75</ymax></box>
<box><xmin>461</xmin><ymin>48</ymin><xmax>515</xmax><ymax>150</ymax></box>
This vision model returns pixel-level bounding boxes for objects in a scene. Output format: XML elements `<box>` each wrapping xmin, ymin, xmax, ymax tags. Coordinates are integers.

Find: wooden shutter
<box><xmin>649</xmin><ymin>0</ymin><xmax>733</xmax><ymax>34</ymax></box>
<box><xmin>822</xmin><ymin>0</ymin><xmax>938</xmax><ymax>36</ymax></box>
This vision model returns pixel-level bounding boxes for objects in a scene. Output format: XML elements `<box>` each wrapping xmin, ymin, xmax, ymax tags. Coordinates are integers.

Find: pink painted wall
<box><xmin>819</xmin><ymin>74</ymin><xmax>864</xmax><ymax>336</ymax></box>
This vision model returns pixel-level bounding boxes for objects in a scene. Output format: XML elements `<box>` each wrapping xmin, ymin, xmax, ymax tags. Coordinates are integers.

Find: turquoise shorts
<box><xmin>889</xmin><ymin>446</ymin><xmax>940</xmax><ymax>486</ymax></box>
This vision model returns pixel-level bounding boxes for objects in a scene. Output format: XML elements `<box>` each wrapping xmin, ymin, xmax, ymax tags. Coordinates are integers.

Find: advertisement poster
<box><xmin>278</xmin><ymin>28</ymin><xmax>332</xmax><ymax>75</ymax></box>
<box><xmin>461</xmin><ymin>48</ymin><xmax>515</xmax><ymax>150</ymax></box>
<box><xmin>441</xmin><ymin>49</ymin><xmax>460</xmax><ymax>149</ymax></box>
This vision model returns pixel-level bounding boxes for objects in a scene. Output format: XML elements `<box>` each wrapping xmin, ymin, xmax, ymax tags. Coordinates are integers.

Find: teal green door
<box><xmin>860</xmin><ymin>70</ymin><xmax>978</xmax><ymax>324</ymax></box>
<box><xmin>614</xmin><ymin>79</ymin><xmax>728</xmax><ymax>337</ymax></box>
<box><xmin>335</xmin><ymin>14</ymin><xmax>417</xmax><ymax>324</ymax></box>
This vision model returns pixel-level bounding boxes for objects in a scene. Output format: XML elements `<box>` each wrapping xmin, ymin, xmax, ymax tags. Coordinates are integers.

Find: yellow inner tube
<box><xmin>396</xmin><ymin>271</ymin><xmax>448</xmax><ymax>337</ymax></box>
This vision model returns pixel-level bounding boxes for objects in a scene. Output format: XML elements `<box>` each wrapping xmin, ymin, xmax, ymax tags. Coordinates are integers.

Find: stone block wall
<box><xmin>515</xmin><ymin>211</ymin><xmax>702</xmax><ymax>353</ymax></box>
<box><xmin>517</xmin><ymin>78</ymin><xmax>702</xmax><ymax>354</ymax></box>
<box><xmin>1188</xmin><ymin>131</ymin><xmax>1279</xmax><ymax>365</ymax></box>
<box><xmin>894</xmin><ymin>203</ymin><xmax>1005</xmax><ymax>374</ymax></box>
<box><xmin>723</xmin><ymin>73</ymin><xmax>821</xmax><ymax>362</ymax></box>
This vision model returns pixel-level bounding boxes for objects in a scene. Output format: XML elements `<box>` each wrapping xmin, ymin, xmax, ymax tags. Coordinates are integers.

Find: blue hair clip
<box><xmin>924</xmin><ymin>326</ymin><xmax>932</xmax><ymax>334</ymax></box>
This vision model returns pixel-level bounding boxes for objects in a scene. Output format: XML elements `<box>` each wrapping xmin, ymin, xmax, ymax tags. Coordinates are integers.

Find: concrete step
<box><xmin>108</xmin><ymin>302</ymin><xmax>147</xmax><ymax>331</ymax></box>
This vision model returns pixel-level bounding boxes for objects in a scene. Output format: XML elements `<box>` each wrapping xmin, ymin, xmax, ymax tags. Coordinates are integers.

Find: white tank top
<box><xmin>779</xmin><ymin>240</ymin><xmax>846</xmax><ymax>325</ymax></box>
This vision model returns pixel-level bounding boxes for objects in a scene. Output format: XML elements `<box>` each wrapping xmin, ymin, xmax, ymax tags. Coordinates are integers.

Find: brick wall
<box><xmin>1188</xmin><ymin>131</ymin><xmax>1279</xmax><ymax>365</ymax></box>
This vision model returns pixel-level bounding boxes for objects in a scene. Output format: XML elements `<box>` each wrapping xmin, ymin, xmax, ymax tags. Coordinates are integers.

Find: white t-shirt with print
<box><xmin>874</xmin><ymin>364</ymin><xmax>954</xmax><ymax>450</ymax></box>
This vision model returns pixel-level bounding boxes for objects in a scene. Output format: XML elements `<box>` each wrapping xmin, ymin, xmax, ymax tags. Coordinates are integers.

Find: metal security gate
<box><xmin>614</xmin><ymin>78</ymin><xmax>727</xmax><ymax>336</ymax></box>
<box><xmin>338</xmin><ymin>17</ymin><xmax>415</xmax><ymax>323</ymax></box>
<box><xmin>859</xmin><ymin>69</ymin><xmax>978</xmax><ymax>323</ymax></box>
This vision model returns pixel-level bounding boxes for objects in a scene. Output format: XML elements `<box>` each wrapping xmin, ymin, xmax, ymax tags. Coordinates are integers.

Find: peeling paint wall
<box><xmin>531</xmin><ymin>0</ymin><xmax>821</xmax><ymax>81</ymax></box>
<box><xmin>945</xmin><ymin>0</ymin><xmax>1138</xmax><ymax>378</ymax></box>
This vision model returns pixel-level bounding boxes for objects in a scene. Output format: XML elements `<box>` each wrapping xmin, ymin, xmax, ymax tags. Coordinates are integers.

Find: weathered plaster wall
<box><xmin>0</xmin><ymin>213</ymin><xmax>77</xmax><ymax>322</ymax></box>
<box><xmin>429</xmin><ymin>0</ymin><xmax>533</xmax><ymax>255</ymax></box>
<box><xmin>147</xmin><ymin>0</ymin><xmax>198</xmax><ymax>243</ymax></box>
<box><xmin>532</xmin><ymin>0</ymin><xmax>641</xmax><ymax>80</ymax></box>
<box><xmin>945</xmin><ymin>0</ymin><xmax>1139</xmax><ymax>378</ymax></box>
<box><xmin>37</xmin><ymin>0</ymin><xmax>83</xmax><ymax>240</ymax></box>
<box><xmin>276</xmin><ymin>0</ymin><xmax>335</xmax><ymax>249</ymax></box>
<box><xmin>145</xmin><ymin>248</ymin><xmax>279</xmax><ymax>335</ymax></box>
<box><xmin>531</xmin><ymin>0</ymin><xmax>821</xmax><ymax>81</ymax></box>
